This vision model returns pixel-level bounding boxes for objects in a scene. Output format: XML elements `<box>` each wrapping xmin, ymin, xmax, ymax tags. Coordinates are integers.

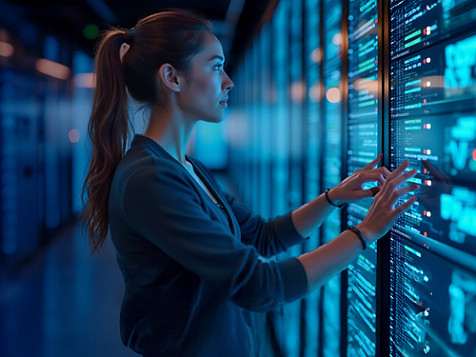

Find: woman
<box><xmin>83</xmin><ymin>9</ymin><xmax>418</xmax><ymax>357</ymax></box>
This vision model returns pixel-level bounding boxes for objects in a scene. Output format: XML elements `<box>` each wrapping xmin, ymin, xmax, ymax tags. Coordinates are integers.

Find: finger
<box><xmin>388</xmin><ymin>160</ymin><xmax>409</xmax><ymax>179</ymax></box>
<box><xmin>390</xmin><ymin>184</ymin><xmax>419</xmax><ymax>206</ymax></box>
<box><xmin>388</xmin><ymin>168</ymin><xmax>417</xmax><ymax>190</ymax></box>
<box><xmin>393</xmin><ymin>196</ymin><xmax>417</xmax><ymax>216</ymax></box>
<box><xmin>355</xmin><ymin>185</ymin><xmax>381</xmax><ymax>199</ymax></box>
<box><xmin>378</xmin><ymin>166</ymin><xmax>391</xmax><ymax>178</ymax></box>
<box><xmin>363</xmin><ymin>153</ymin><xmax>383</xmax><ymax>170</ymax></box>
<box><xmin>360</xmin><ymin>170</ymin><xmax>386</xmax><ymax>186</ymax></box>
<box><xmin>369</xmin><ymin>186</ymin><xmax>381</xmax><ymax>197</ymax></box>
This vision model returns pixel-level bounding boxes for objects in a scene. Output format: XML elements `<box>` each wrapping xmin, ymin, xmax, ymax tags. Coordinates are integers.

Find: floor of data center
<box><xmin>0</xmin><ymin>221</ymin><xmax>139</xmax><ymax>357</ymax></box>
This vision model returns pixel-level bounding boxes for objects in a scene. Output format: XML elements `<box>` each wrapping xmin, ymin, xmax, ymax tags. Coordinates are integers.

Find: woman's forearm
<box><xmin>297</xmin><ymin>227</ymin><xmax>365</xmax><ymax>290</ymax></box>
<box><xmin>296</xmin><ymin>160</ymin><xmax>418</xmax><ymax>291</ymax></box>
<box><xmin>291</xmin><ymin>191</ymin><xmax>340</xmax><ymax>237</ymax></box>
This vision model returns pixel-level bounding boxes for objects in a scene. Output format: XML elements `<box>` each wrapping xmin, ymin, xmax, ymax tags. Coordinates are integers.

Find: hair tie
<box><xmin>119</xmin><ymin>43</ymin><xmax>130</xmax><ymax>63</ymax></box>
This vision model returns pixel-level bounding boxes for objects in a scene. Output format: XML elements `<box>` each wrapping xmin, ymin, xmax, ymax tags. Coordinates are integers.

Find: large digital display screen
<box><xmin>389</xmin><ymin>3</ymin><xmax>476</xmax><ymax>253</ymax></box>
<box><xmin>321</xmin><ymin>0</ymin><xmax>343</xmax><ymax>355</ymax></box>
<box><xmin>389</xmin><ymin>0</ymin><xmax>476</xmax><ymax>355</ymax></box>
<box><xmin>346</xmin><ymin>0</ymin><xmax>379</xmax><ymax>355</ymax></box>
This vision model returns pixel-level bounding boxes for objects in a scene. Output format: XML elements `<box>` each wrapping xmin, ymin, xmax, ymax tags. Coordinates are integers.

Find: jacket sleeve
<box><xmin>122</xmin><ymin>162</ymin><xmax>308</xmax><ymax>312</ymax></box>
<box><xmin>220</xmin><ymin>190</ymin><xmax>308</xmax><ymax>257</ymax></box>
<box><xmin>188</xmin><ymin>157</ymin><xmax>308</xmax><ymax>257</ymax></box>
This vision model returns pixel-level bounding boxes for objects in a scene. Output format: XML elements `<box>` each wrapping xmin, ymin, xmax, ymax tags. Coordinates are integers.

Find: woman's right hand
<box><xmin>356</xmin><ymin>160</ymin><xmax>419</xmax><ymax>243</ymax></box>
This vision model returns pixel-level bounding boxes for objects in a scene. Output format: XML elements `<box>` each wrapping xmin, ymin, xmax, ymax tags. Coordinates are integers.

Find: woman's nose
<box><xmin>223</xmin><ymin>73</ymin><xmax>234</xmax><ymax>91</ymax></box>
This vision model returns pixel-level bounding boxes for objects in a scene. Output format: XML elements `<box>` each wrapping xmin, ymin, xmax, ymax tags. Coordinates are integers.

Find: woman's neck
<box><xmin>144</xmin><ymin>106</ymin><xmax>196</xmax><ymax>164</ymax></box>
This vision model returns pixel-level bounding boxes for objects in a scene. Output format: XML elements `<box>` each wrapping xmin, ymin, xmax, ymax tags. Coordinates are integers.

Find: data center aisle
<box><xmin>0</xmin><ymin>221</ymin><xmax>139</xmax><ymax>357</ymax></box>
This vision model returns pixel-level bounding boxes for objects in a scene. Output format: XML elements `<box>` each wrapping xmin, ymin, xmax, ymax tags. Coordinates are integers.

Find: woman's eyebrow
<box><xmin>208</xmin><ymin>55</ymin><xmax>225</xmax><ymax>62</ymax></box>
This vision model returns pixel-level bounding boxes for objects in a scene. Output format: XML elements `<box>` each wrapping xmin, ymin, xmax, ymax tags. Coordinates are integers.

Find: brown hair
<box><xmin>82</xmin><ymin>10</ymin><xmax>212</xmax><ymax>253</ymax></box>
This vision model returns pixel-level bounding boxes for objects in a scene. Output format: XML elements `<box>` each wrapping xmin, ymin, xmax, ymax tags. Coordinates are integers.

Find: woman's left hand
<box><xmin>327</xmin><ymin>154</ymin><xmax>391</xmax><ymax>205</ymax></box>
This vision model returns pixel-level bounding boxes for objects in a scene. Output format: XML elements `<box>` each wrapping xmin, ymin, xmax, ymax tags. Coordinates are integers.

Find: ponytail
<box><xmin>82</xmin><ymin>10</ymin><xmax>212</xmax><ymax>254</ymax></box>
<box><xmin>82</xmin><ymin>29</ymin><xmax>129</xmax><ymax>253</ymax></box>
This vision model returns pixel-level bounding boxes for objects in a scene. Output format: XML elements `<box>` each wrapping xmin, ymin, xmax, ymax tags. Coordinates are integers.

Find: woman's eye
<box><xmin>214</xmin><ymin>64</ymin><xmax>222</xmax><ymax>71</ymax></box>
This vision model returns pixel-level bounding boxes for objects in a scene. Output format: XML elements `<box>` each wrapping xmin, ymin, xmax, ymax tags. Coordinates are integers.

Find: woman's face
<box><xmin>177</xmin><ymin>32</ymin><xmax>234</xmax><ymax>123</ymax></box>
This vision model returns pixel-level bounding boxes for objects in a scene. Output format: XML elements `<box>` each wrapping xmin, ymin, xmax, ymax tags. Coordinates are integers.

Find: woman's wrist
<box><xmin>354</xmin><ymin>223</ymin><xmax>377</xmax><ymax>244</ymax></box>
<box><xmin>347</xmin><ymin>226</ymin><xmax>367</xmax><ymax>250</ymax></box>
<box><xmin>326</xmin><ymin>187</ymin><xmax>345</xmax><ymax>207</ymax></box>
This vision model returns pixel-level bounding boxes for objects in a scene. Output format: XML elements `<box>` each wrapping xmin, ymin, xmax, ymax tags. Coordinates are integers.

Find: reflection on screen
<box><xmin>390</xmin><ymin>234</ymin><xmax>476</xmax><ymax>356</ymax></box>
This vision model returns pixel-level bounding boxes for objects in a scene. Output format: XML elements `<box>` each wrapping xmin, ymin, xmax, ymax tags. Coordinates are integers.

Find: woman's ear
<box><xmin>157</xmin><ymin>63</ymin><xmax>181</xmax><ymax>93</ymax></box>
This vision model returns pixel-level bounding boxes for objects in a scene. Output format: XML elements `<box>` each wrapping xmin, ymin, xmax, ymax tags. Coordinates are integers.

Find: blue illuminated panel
<box><xmin>304</xmin><ymin>0</ymin><xmax>320</xmax><ymax>204</ymax></box>
<box><xmin>0</xmin><ymin>70</ymin><xmax>41</xmax><ymax>262</ymax></box>
<box><xmin>391</xmin><ymin>113</ymin><xmax>476</xmax><ymax>254</ymax></box>
<box><xmin>389</xmin><ymin>234</ymin><xmax>476</xmax><ymax>356</ymax></box>
<box><xmin>389</xmin><ymin>10</ymin><xmax>476</xmax><ymax>255</ymax></box>
<box><xmin>272</xmin><ymin>0</ymin><xmax>290</xmax><ymax>217</ymax></box>
<box><xmin>278</xmin><ymin>2</ymin><xmax>304</xmax><ymax>356</ymax></box>
<box><xmin>303</xmin><ymin>0</ymin><xmax>321</xmax><ymax>356</ymax></box>
<box><xmin>346</xmin><ymin>0</ymin><xmax>379</xmax><ymax>355</ymax></box>
<box><xmin>322</xmin><ymin>0</ymin><xmax>342</xmax><ymax>355</ymax></box>
<box><xmin>259</xmin><ymin>25</ymin><xmax>273</xmax><ymax>219</ymax></box>
<box><xmin>389</xmin><ymin>0</ymin><xmax>476</xmax><ymax>355</ymax></box>
<box><xmin>390</xmin><ymin>0</ymin><xmax>476</xmax><ymax>60</ymax></box>
<box><xmin>270</xmin><ymin>2</ymin><xmax>302</xmax><ymax>357</ymax></box>
<box><xmin>288</xmin><ymin>0</ymin><xmax>304</xmax><ymax>211</ymax></box>
<box><xmin>390</xmin><ymin>34</ymin><xmax>476</xmax><ymax>118</ymax></box>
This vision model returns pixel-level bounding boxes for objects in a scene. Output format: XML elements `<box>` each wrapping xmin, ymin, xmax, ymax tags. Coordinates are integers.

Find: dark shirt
<box><xmin>108</xmin><ymin>135</ymin><xmax>308</xmax><ymax>356</ymax></box>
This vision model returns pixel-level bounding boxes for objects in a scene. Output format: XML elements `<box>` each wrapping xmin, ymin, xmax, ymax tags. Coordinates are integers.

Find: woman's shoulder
<box><xmin>114</xmin><ymin>137</ymin><xmax>188</xmax><ymax>190</ymax></box>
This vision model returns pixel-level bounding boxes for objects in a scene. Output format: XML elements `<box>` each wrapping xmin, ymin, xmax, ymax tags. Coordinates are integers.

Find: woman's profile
<box><xmin>82</xmin><ymin>9</ymin><xmax>418</xmax><ymax>357</ymax></box>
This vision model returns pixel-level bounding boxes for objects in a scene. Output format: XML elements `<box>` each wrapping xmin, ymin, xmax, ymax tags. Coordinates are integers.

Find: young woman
<box><xmin>83</xmin><ymin>9</ymin><xmax>418</xmax><ymax>357</ymax></box>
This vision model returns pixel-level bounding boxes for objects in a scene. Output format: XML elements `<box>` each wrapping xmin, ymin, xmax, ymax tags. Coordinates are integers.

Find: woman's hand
<box><xmin>327</xmin><ymin>154</ymin><xmax>391</xmax><ymax>205</ymax></box>
<box><xmin>356</xmin><ymin>160</ymin><xmax>419</xmax><ymax>242</ymax></box>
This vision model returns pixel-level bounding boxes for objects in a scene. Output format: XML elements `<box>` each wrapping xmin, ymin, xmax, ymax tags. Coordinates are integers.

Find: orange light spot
<box><xmin>68</xmin><ymin>129</ymin><xmax>80</xmax><ymax>143</ymax></box>
<box><xmin>326</xmin><ymin>87</ymin><xmax>341</xmax><ymax>103</ymax></box>
<box><xmin>35</xmin><ymin>58</ymin><xmax>71</xmax><ymax>80</ymax></box>
<box><xmin>0</xmin><ymin>41</ymin><xmax>14</xmax><ymax>57</ymax></box>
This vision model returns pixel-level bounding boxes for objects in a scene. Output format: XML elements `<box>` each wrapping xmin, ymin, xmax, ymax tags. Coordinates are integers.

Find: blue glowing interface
<box><xmin>389</xmin><ymin>0</ymin><xmax>476</xmax><ymax>355</ymax></box>
<box><xmin>390</xmin><ymin>34</ymin><xmax>476</xmax><ymax>118</ymax></box>
<box><xmin>304</xmin><ymin>0</ymin><xmax>320</xmax><ymax>202</ymax></box>
<box><xmin>389</xmin><ymin>6</ymin><xmax>476</xmax><ymax>256</ymax></box>
<box><xmin>389</xmin><ymin>233</ymin><xmax>476</xmax><ymax>356</ymax></box>
<box><xmin>346</xmin><ymin>0</ymin><xmax>379</xmax><ymax>355</ymax></box>
<box><xmin>390</xmin><ymin>0</ymin><xmax>476</xmax><ymax>60</ymax></box>
<box><xmin>321</xmin><ymin>0</ymin><xmax>342</xmax><ymax>355</ymax></box>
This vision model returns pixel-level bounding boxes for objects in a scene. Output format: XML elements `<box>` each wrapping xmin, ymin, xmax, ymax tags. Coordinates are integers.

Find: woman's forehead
<box><xmin>195</xmin><ymin>32</ymin><xmax>225</xmax><ymax>62</ymax></box>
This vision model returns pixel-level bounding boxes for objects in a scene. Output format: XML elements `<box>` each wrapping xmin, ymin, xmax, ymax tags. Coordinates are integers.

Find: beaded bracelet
<box><xmin>347</xmin><ymin>226</ymin><xmax>367</xmax><ymax>250</ymax></box>
<box><xmin>325</xmin><ymin>188</ymin><xmax>344</xmax><ymax>208</ymax></box>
